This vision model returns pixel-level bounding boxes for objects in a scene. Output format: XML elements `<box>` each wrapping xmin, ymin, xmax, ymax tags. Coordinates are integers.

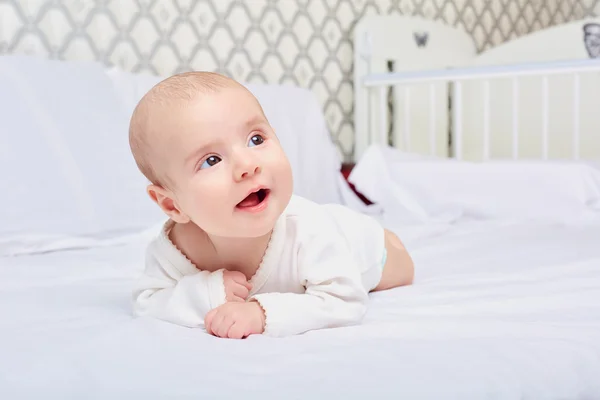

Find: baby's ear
<box><xmin>147</xmin><ymin>184</ymin><xmax>190</xmax><ymax>224</ymax></box>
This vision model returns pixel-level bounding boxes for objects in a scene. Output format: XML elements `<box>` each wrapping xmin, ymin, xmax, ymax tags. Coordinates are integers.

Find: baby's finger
<box><xmin>204</xmin><ymin>309</ymin><xmax>217</xmax><ymax>335</ymax></box>
<box><xmin>215</xmin><ymin>316</ymin><xmax>234</xmax><ymax>338</ymax></box>
<box><xmin>227</xmin><ymin>322</ymin><xmax>246</xmax><ymax>340</ymax></box>
<box><xmin>209</xmin><ymin>311</ymin><xmax>228</xmax><ymax>336</ymax></box>
<box><xmin>232</xmin><ymin>284</ymin><xmax>249</xmax><ymax>299</ymax></box>
<box><xmin>225</xmin><ymin>294</ymin><xmax>245</xmax><ymax>302</ymax></box>
<box><xmin>229</xmin><ymin>271</ymin><xmax>246</xmax><ymax>283</ymax></box>
<box><xmin>231</xmin><ymin>272</ymin><xmax>252</xmax><ymax>289</ymax></box>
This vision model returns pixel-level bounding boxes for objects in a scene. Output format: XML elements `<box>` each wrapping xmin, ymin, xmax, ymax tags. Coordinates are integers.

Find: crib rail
<box><xmin>359</xmin><ymin>58</ymin><xmax>600</xmax><ymax>161</ymax></box>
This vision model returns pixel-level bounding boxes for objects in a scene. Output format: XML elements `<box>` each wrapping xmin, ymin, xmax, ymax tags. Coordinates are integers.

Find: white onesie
<box><xmin>132</xmin><ymin>195</ymin><xmax>386</xmax><ymax>337</ymax></box>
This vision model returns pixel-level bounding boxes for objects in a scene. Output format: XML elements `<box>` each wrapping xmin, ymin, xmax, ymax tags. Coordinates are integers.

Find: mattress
<box><xmin>1</xmin><ymin>220</ymin><xmax>599</xmax><ymax>399</ymax></box>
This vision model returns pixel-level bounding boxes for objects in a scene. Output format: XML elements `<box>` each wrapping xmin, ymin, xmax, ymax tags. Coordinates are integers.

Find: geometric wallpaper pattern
<box><xmin>1</xmin><ymin>0</ymin><xmax>598</xmax><ymax>160</ymax></box>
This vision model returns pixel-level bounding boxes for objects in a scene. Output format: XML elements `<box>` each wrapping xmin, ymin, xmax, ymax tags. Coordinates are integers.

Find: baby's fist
<box><xmin>222</xmin><ymin>270</ymin><xmax>252</xmax><ymax>302</ymax></box>
<box><xmin>204</xmin><ymin>301</ymin><xmax>266</xmax><ymax>339</ymax></box>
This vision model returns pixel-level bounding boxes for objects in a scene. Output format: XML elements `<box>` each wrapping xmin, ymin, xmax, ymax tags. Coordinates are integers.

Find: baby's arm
<box><xmin>132</xmin><ymin>248</ymin><xmax>249</xmax><ymax>328</ymax></box>
<box><xmin>250</xmin><ymin>232</ymin><xmax>369</xmax><ymax>337</ymax></box>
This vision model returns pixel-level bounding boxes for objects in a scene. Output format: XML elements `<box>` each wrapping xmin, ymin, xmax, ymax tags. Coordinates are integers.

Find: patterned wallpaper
<box><xmin>1</xmin><ymin>0</ymin><xmax>598</xmax><ymax>160</ymax></box>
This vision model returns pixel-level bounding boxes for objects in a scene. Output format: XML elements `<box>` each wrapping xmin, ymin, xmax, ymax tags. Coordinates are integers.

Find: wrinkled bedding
<box><xmin>2</xmin><ymin>220</ymin><xmax>599</xmax><ymax>399</ymax></box>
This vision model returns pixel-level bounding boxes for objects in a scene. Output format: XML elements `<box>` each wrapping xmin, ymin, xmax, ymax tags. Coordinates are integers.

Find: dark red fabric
<box><xmin>341</xmin><ymin>164</ymin><xmax>373</xmax><ymax>205</ymax></box>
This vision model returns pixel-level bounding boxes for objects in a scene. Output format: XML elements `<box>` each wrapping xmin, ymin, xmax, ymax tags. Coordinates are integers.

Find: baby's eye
<box><xmin>200</xmin><ymin>155</ymin><xmax>221</xmax><ymax>170</ymax></box>
<box><xmin>248</xmin><ymin>134</ymin><xmax>264</xmax><ymax>147</ymax></box>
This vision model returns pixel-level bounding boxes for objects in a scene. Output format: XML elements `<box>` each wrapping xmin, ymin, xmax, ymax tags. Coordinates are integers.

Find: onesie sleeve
<box><xmin>132</xmin><ymin>244</ymin><xmax>227</xmax><ymax>328</ymax></box>
<box><xmin>250</xmin><ymin>229</ymin><xmax>369</xmax><ymax>337</ymax></box>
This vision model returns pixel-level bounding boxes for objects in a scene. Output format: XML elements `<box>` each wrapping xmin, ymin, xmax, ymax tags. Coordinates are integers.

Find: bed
<box><xmin>2</xmin><ymin>18</ymin><xmax>600</xmax><ymax>400</ymax></box>
<box><xmin>2</xmin><ymin>213</ymin><xmax>600</xmax><ymax>399</ymax></box>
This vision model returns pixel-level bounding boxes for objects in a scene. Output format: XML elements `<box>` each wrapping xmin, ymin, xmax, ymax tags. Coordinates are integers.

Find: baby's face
<box><xmin>157</xmin><ymin>86</ymin><xmax>293</xmax><ymax>238</ymax></box>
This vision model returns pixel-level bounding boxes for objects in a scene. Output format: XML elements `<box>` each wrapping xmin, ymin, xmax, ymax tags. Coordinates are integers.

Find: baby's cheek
<box><xmin>187</xmin><ymin>176</ymin><xmax>229</xmax><ymax>214</ymax></box>
<box><xmin>269</xmin><ymin>148</ymin><xmax>293</xmax><ymax>178</ymax></box>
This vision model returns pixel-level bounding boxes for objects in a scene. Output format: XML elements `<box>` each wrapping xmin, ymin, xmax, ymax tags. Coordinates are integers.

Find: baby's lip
<box><xmin>235</xmin><ymin>187</ymin><xmax>271</xmax><ymax>212</ymax></box>
<box><xmin>240</xmin><ymin>185</ymin><xmax>269</xmax><ymax>201</ymax></box>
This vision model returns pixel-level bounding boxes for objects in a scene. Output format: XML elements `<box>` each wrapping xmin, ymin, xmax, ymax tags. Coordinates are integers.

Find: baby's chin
<box><xmin>207</xmin><ymin>210</ymin><xmax>280</xmax><ymax>238</ymax></box>
<box><xmin>235</xmin><ymin>213</ymin><xmax>282</xmax><ymax>238</ymax></box>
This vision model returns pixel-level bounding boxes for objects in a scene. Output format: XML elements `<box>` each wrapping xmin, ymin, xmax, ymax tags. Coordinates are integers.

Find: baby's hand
<box><xmin>222</xmin><ymin>270</ymin><xmax>252</xmax><ymax>302</ymax></box>
<box><xmin>204</xmin><ymin>301</ymin><xmax>266</xmax><ymax>339</ymax></box>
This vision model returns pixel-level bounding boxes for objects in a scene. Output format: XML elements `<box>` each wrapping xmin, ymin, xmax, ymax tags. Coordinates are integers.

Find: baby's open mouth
<box><xmin>236</xmin><ymin>188</ymin><xmax>270</xmax><ymax>209</ymax></box>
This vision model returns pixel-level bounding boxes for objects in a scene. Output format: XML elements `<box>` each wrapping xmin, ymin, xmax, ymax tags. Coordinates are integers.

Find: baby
<box><xmin>129</xmin><ymin>71</ymin><xmax>414</xmax><ymax>339</ymax></box>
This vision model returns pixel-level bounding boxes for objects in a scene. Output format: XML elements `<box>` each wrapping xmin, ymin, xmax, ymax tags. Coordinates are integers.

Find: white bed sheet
<box><xmin>1</xmin><ymin>220</ymin><xmax>600</xmax><ymax>399</ymax></box>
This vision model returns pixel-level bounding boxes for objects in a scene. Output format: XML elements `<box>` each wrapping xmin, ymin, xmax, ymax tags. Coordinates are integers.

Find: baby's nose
<box><xmin>240</xmin><ymin>165</ymin><xmax>261</xmax><ymax>179</ymax></box>
<box><xmin>234</xmin><ymin>154</ymin><xmax>262</xmax><ymax>180</ymax></box>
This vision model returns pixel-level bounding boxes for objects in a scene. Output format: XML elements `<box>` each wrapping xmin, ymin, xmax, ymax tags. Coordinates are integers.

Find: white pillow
<box><xmin>350</xmin><ymin>144</ymin><xmax>600</xmax><ymax>224</ymax></box>
<box><xmin>0</xmin><ymin>56</ymin><xmax>165</xmax><ymax>256</ymax></box>
<box><xmin>105</xmin><ymin>67</ymin><xmax>162</xmax><ymax>117</ymax></box>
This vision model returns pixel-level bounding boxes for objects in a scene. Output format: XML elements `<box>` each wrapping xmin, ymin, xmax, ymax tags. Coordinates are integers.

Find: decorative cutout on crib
<box><xmin>583</xmin><ymin>23</ymin><xmax>600</xmax><ymax>58</ymax></box>
<box><xmin>413</xmin><ymin>32</ymin><xmax>429</xmax><ymax>48</ymax></box>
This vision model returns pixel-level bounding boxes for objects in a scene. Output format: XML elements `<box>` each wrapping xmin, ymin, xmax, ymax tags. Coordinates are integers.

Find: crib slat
<box><xmin>429</xmin><ymin>83</ymin><xmax>436</xmax><ymax>156</ymax></box>
<box><xmin>404</xmin><ymin>86</ymin><xmax>411</xmax><ymax>151</ymax></box>
<box><xmin>452</xmin><ymin>82</ymin><xmax>463</xmax><ymax>160</ymax></box>
<box><xmin>542</xmin><ymin>75</ymin><xmax>549</xmax><ymax>160</ymax></box>
<box><xmin>512</xmin><ymin>77</ymin><xmax>519</xmax><ymax>159</ymax></box>
<box><xmin>573</xmin><ymin>73</ymin><xmax>580</xmax><ymax>160</ymax></box>
<box><xmin>483</xmin><ymin>80</ymin><xmax>490</xmax><ymax>160</ymax></box>
<box><xmin>378</xmin><ymin>85</ymin><xmax>388</xmax><ymax>145</ymax></box>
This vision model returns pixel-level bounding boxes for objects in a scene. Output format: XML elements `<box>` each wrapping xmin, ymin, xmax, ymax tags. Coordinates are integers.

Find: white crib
<box><xmin>353</xmin><ymin>16</ymin><xmax>600</xmax><ymax>163</ymax></box>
